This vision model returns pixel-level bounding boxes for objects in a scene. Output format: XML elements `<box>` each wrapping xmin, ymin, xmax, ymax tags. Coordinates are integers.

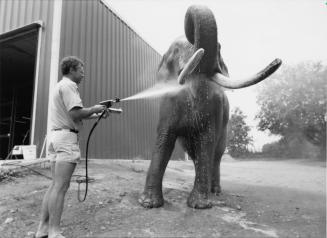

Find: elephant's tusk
<box><xmin>177</xmin><ymin>48</ymin><xmax>205</xmax><ymax>84</ymax></box>
<box><xmin>211</xmin><ymin>58</ymin><xmax>282</xmax><ymax>89</ymax></box>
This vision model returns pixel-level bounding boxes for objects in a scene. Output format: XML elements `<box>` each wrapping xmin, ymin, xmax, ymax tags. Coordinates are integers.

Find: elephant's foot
<box><xmin>187</xmin><ymin>190</ymin><xmax>212</xmax><ymax>209</ymax></box>
<box><xmin>138</xmin><ymin>191</ymin><xmax>164</xmax><ymax>208</ymax></box>
<box><xmin>211</xmin><ymin>184</ymin><xmax>221</xmax><ymax>195</ymax></box>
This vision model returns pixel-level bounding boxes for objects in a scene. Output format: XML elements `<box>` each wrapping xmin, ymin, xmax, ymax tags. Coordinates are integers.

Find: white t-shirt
<box><xmin>50</xmin><ymin>77</ymin><xmax>83</xmax><ymax>131</ymax></box>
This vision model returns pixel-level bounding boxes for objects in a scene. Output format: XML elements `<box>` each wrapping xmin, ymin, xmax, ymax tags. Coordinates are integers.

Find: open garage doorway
<box><xmin>0</xmin><ymin>25</ymin><xmax>40</xmax><ymax>160</ymax></box>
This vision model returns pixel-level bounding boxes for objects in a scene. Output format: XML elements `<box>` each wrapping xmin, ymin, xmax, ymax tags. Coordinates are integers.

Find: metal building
<box><xmin>0</xmin><ymin>0</ymin><xmax>165</xmax><ymax>160</ymax></box>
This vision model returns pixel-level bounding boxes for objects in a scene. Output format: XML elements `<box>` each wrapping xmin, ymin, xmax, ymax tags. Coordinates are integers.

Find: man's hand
<box><xmin>89</xmin><ymin>105</ymin><xmax>109</xmax><ymax>119</ymax></box>
<box><xmin>102</xmin><ymin>109</ymin><xmax>109</xmax><ymax>119</ymax></box>
<box><xmin>95</xmin><ymin>109</ymin><xmax>109</xmax><ymax>119</ymax></box>
<box><xmin>91</xmin><ymin>104</ymin><xmax>106</xmax><ymax>114</ymax></box>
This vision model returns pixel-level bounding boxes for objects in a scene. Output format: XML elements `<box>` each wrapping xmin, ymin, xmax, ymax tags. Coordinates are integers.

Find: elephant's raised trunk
<box><xmin>212</xmin><ymin>58</ymin><xmax>282</xmax><ymax>89</ymax></box>
<box><xmin>177</xmin><ymin>5</ymin><xmax>282</xmax><ymax>88</ymax></box>
<box><xmin>184</xmin><ymin>5</ymin><xmax>217</xmax><ymax>76</ymax></box>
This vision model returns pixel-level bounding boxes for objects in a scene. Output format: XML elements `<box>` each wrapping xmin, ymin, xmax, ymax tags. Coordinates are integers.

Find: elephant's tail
<box><xmin>184</xmin><ymin>5</ymin><xmax>217</xmax><ymax>76</ymax></box>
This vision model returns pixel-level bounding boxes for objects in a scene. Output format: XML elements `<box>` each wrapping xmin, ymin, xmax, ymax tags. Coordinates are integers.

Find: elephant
<box><xmin>138</xmin><ymin>5</ymin><xmax>282</xmax><ymax>209</ymax></box>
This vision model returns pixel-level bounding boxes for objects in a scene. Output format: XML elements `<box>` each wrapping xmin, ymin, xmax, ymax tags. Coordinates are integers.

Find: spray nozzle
<box><xmin>99</xmin><ymin>97</ymin><xmax>122</xmax><ymax>114</ymax></box>
<box><xmin>99</xmin><ymin>97</ymin><xmax>120</xmax><ymax>108</ymax></box>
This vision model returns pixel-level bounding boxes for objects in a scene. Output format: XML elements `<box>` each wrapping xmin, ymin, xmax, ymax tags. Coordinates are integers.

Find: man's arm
<box><xmin>69</xmin><ymin>105</ymin><xmax>106</xmax><ymax>121</ymax></box>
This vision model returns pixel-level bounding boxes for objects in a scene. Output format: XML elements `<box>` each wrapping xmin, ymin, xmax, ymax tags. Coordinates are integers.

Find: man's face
<box><xmin>71</xmin><ymin>64</ymin><xmax>85</xmax><ymax>84</ymax></box>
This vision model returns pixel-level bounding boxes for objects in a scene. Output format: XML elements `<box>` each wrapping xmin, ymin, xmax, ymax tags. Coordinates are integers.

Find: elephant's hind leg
<box><xmin>138</xmin><ymin>130</ymin><xmax>177</xmax><ymax>208</ymax></box>
<box><xmin>187</xmin><ymin>138</ymin><xmax>214</xmax><ymax>209</ymax></box>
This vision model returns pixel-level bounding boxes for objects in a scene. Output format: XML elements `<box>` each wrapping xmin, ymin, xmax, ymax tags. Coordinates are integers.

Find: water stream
<box><xmin>120</xmin><ymin>81</ymin><xmax>186</xmax><ymax>102</ymax></box>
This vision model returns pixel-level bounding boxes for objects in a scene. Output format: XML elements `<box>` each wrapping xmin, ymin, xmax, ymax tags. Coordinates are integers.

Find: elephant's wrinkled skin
<box><xmin>139</xmin><ymin>5</ymin><xmax>281</xmax><ymax>209</ymax></box>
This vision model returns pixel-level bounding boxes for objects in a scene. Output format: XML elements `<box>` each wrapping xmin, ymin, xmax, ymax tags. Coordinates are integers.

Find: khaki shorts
<box><xmin>48</xmin><ymin>130</ymin><xmax>81</xmax><ymax>164</ymax></box>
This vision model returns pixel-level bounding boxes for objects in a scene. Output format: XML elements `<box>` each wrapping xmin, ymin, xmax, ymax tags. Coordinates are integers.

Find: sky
<box><xmin>105</xmin><ymin>0</ymin><xmax>327</xmax><ymax>151</ymax></box>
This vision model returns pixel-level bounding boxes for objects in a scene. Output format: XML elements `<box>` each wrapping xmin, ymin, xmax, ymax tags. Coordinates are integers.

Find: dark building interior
<box><xmin>0</xmin><ymin>29</ymin><xmax>37</xmax><ymax>159</ymax></box>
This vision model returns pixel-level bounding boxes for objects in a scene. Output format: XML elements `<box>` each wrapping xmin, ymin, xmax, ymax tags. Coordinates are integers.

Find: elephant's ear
<box><xmin>157</xmin><ymin>46</ymin><xmax>180</xmax><ymax>81</ymax></box>
<box><xmin>215</xmin><ymin>42</ymin><xmax>229</xmax><ymax>77</ymax></box>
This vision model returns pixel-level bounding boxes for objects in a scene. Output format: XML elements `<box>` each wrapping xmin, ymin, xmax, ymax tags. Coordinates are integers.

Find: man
<box><xmin>35</xmin><ymin>56</ymin><xmax>107</xmax><ymax>238</ymax></box>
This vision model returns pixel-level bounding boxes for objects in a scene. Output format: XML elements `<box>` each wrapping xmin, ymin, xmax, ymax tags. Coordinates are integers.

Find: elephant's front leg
<box><xmin>187</xmin><ymin>139</ymin><xmax>214</xmax><ymax>209</ymax></box>
<box><xmin>211</xmin><ymin>127</ymin><xmax>227</xmax><ymax>195</ymax></box>
<box><xmin>139</xmin><ymin>130</ymin><xmax>177</xmax><ymax>208</ymax></box>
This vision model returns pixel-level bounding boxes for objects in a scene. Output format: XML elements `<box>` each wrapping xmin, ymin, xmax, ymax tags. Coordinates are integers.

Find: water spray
<box><xmin>120</xmin><ymin>48</ymin><xmax>204</xmax><ymax>102</ymax></box>
<box><xmin>121</xmin><ymin>81</ymin><xmax>187</xmax><ymax>102</ymax></box>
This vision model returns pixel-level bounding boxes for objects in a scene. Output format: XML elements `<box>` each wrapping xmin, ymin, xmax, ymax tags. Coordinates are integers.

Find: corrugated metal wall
<box><xmin>60</xmin><ymin>0</ymin><xmax>162</xmax><ymax>159</ymax></box>
<box><xmin>0</xmin><ymin>0</ymin><xmax>55</xmax><ymax>154</ymax></box>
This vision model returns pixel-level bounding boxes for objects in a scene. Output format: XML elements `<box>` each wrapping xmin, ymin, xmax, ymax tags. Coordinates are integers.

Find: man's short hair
<box><xmin>60</xmin><ymin>56</ymin><xmax>84</xmax><ymax>75</ymax></box>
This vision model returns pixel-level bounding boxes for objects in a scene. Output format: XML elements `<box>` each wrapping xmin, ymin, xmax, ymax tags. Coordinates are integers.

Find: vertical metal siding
<box><xmin>0</xmin><ymin>0</ymin><xmax>55</xmax><ymax>155</ymax></box>
<box><xmin>60</xmin><ymin>0</ymin><xmax>161</xmax><ymax>159</ymax></box>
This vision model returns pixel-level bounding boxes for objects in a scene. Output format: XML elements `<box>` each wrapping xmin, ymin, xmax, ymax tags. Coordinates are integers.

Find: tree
<box><xmin>256</xmin><ymin>61</ymin><xmax>327</xmax><ymax>159</ymax></box>
<box><xmin>227</xmin><ymin>107</ymin><xmax>253</xmax><ymax>157</ymax></box>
